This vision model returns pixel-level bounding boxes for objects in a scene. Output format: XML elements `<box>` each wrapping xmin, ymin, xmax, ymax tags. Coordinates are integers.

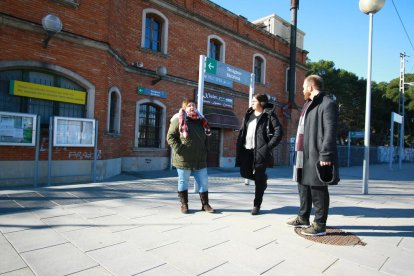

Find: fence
<box><xmin>272</xmin><ymin>143</ymin><xmax>414</xmax><ymax>167</ymax></box>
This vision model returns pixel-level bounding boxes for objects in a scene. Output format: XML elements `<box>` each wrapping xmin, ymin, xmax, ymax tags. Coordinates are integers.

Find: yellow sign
<box><xmin>9</xmin><ymin>80</ymin><xmax>86</xmax><ymax>105</ymax></box>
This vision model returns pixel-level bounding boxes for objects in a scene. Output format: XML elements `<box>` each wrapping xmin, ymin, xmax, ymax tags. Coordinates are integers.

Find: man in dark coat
<box><xmin>287</xmin><ymin>75</ymin><xmax>340</xmax><ymax>236</ymax></box>
<box><xmin>236</xmin><ymin>94</ymin><xmax>283</xmax><ymax>215</ymax></box>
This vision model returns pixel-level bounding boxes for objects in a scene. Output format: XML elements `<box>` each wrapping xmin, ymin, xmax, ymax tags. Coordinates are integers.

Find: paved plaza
<box><xmin>1</xmin><ymin>163</ymin><xmax>413</xmax><ymax>275</ymax></box>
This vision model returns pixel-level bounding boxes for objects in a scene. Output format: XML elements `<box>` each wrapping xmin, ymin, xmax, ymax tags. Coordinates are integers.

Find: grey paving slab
<box><xmin>0</xmin><ymin>234</ymin><xmax>27</xmax><ymax>274</ymax></box>
<box><xmin>0</xmin><ymin>212</ymin><xmax>47</xmax><ymax>234</ymax></box>
<box><xmin>61</xmin><ymin>226</ymin><xmax>126</xmax><ymax>252</ymax></box>
<box><xmin>148</xmin><ymin>241</ymin><xmax>228</xmax><ymax>275</ymax></box>
<box><xmin>4</xmin><ymin>228</ymin><xmax>67</xmax><ymax>253</ymax></box>
<box><xmin>201</xmin><ymin>261</ymin><xmax>257</xmax><ymax>276</ymax></box>
<box><xmin>40</xmin><ymin>213</ymin><xmax>92</xmax><ymax>233</ymax></box>
<box><xmin>20</xmin><ymin>243</ymin><xmax>98</xmax><ymax>276</ymax></box>
<box><xmin>204</xmin><ymin>239</ymin><xmax>286</xmax><ymax>274</ymax></box>
<box><xmin>86</xmin><ymin>242</ymin><xmax>165</xmax><ymax>275</ymax></box>
<box><xmin>63</xmin><ymin>202</ymin><xmax>117</xmax><ymax>219</ymax></box>
<box><xmin>87</xmin><ymin>213</ymin><xmax>142</xmax><ymax>233</ymax></box>
<box><xmin>378</xmin><ymin>248</ymin><xmax>414</xmax><ymax>276</ymax></box>
<box><xmin>67</xmin><ymin>265</ymin><xmax>113</xmax><ymax>276</ymax></box>
<box><xmin>1</xmin><ymin>267</ymin><xmax>35</xmax><ymax>276</ymax></box>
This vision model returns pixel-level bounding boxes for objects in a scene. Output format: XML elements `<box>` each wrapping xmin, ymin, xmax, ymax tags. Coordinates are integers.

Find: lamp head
<box><xmin>42</xmin><ymin>14</ymin><xmax>63</xmax><ymax>48</ymax></box>
<box><xmin>359</xmin><ymin>0</ymin><xmax>385</xmax><ymax>14</ymax></box>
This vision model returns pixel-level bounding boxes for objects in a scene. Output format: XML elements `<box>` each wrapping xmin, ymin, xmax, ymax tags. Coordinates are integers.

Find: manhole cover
<box><xmin>294</xmin><ymin>227</ymin><xmax>366</xmax><ymax>246</ymax></box>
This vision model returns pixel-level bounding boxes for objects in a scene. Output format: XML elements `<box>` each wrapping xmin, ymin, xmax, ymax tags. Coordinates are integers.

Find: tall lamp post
<box><xmin>359</xmin><ymin>0</ymin><xmax>385</xmax><ymax>195</ymax></box>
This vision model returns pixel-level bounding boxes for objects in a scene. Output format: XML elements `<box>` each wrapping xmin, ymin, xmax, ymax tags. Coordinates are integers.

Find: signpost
<box><xmin>197</xmin><ymin>55</ymin><xmax>255</xmax><ymax>184</ymax></box>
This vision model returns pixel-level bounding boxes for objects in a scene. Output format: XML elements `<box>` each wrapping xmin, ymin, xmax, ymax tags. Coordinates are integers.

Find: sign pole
<box><xmin>347</xmin><ymin>131</ymin><xmax>351</xmax><ymax>167</ymax></box>
<box><xmin>34</xmin><ymin>115</ymin><xmax>40</xmax><ymax>187</ymax></box>
<box><xmin>197</xmin><ymin>55</ymin><xmax>206</xmax><ymax>115</ymax></box>
<box><xmin>390</xmin><ymin>113</ymin><xmax>394</xmax><ymax>170</ymax></box>
<box><xmin>48</xmin><ymin>117</ymin><xmax>53</xmax><ymax>186</ymax></box>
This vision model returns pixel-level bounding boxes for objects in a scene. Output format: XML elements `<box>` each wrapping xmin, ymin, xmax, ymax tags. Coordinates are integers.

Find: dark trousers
<box><xmin>298</xmin><ymin>184</ymin><xmax>329</xmax><ymax>225</ymax></box>
<box><xmin>240</xmin><ymin>149</ymin><xmax>267</xmax><ymax>207</ymax></box>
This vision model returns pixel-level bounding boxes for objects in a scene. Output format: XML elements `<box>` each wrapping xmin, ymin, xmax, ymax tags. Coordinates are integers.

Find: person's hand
<box><xmin>320</xmin><ymin>161</ymin><xmax>332</xmax><ymax>166</ymax></box>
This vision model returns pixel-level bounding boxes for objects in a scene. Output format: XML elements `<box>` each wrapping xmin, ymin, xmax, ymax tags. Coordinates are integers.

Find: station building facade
<box><xmin>0</xmin><ymin>0</ymin><xmax>307</xmax><ymax>186</ymax></box>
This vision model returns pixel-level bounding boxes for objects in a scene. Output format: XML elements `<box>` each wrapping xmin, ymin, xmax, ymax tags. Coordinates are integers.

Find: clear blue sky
<box><xmin>210</xmin><ymin>0</ymin><xmax>414</xmax><ymax>83</ymax></box>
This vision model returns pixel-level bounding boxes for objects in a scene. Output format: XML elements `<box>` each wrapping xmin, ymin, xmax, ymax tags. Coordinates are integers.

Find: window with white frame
<box><xmin>207</xmin><ymin>35</ymin><xmax>225</xmax><ymax>62</ymax></box>
<box><xmin>141</xmin><ymin>9</ymin><xmax>169</xmax><ymax>54</ymax></box>
<box><xmin>135</xmin><ymin>99</ymin><xmax>166</xmax><ymax>148</ymax></box>
<box><xmin>253</xmin><ymin>54</ymin><xmax>266</xmax><ymax>84</ymax></box>
<box><xmin>107</xmin><ymin>87</ymin><xmax>121</xmax><ymax>134</ymax></box>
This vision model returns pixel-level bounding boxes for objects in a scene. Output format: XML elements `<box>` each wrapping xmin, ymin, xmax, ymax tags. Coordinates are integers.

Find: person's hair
<box><xmin>254</xmin><ymin>94</ymin><xmax>269</xmax><ymax>107</ymax></box>
<box><xmin>181</xmin><ymin>99</ymin><xmax>195</xmax><ymax>109</ymax></box>
<box><xmin>304</xmin><ymin>75</ymin><xmax>324</xmax><ymax>91</ymax></box>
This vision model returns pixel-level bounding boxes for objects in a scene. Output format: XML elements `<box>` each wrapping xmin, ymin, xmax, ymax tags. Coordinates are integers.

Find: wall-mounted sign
<box><xmin>0</xmin><ymin>111</ymin><xmax>37</xmax><ymax>146</ymax></box>
<box><xmin>138</xmin><ymin>86</ymin><xmax>168</xmax><ymax>98</ymax></box>
<box><xmin>350</xmin><ymin>131</ymin><xmax>364</xmax><ymax>138</ymax></box>
<box><xmin>205</xmin><ymin>57</ymin><xmax>251</xmax><ymax>86</ymax></box>
<box><xmin>204</xmin><ymin>91</ymin><xmax>233</xmax><ymax>109</ymax></box>
<box><xmin>53</xmin><ymin>116</ymin><xmax>95</xmax><ymax>147</ymax></box>
<box><xmin>204</xmin><ymin>73</ymin><xmax>233</xmax><ymax>88</ymax></box>
<box><xmin>9</xmin><ymin>80</ymin><xmax>86</xmax><ymax>105</ymax></box>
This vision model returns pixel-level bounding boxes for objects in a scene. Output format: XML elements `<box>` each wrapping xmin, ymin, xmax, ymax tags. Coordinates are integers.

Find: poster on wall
<box><xmin>53</xmin><ymin>116</ymin><xmax>95</xmax><ymax>147</ymax></box>
<box><xmin>0</xmin><ymin>111</ymin><xmax>37</xmax><ymax>146</ymax></box>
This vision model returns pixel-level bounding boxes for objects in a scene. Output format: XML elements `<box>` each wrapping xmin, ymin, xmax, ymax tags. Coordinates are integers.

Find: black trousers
<box><xmin>298</xmin><ymin>184</ymin><xmax>330</xmax><ymax>225</ymax></box>
<box><xmin>240</xmin><ymin>149</ymin><xmax>267</xmax><ymax>207</ymax></box>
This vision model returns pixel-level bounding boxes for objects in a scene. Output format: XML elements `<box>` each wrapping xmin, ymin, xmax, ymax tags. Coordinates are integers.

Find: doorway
<box><xmin>207</xmin><ymin>128</ymin><xmax>220</xmax><ymax>167</ymax></box>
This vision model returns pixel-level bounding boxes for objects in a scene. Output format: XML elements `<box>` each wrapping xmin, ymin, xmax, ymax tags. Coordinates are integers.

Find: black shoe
<box><xmin>251</xmin><ymin>206</ymin><xmax>260</xmax><ymax>215</ymax></box>
<box><xmin>286</xmin><ymin>216</ymin><xmax>310</xmax><ymax>228</ymax></box>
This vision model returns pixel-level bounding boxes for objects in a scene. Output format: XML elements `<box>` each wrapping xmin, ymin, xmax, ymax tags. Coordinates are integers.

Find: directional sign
<box><xmin>137</xmin><ymin>86</ymin><xmax>168</xmax><ymax>98</ymax></box>
<box><xmin>204</xmin><ymin>73</ymin><xmax>233</xmax><ymax>88</ymax></box>
<box><xmin>350</xmin><ymin>131</ymin><xmax>364</xmax><ymax>138</ymax></box>
<box><xmin>205</xmin><ymin>57</ymin><xmax>251</xmax><ymax>86</ymax></box>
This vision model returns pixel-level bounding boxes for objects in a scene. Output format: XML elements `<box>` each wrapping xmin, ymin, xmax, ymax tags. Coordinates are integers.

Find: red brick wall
<box><xmin>0</xmin><ymin>0</ymin><xmax>307</xmax><ymax>163</ymax></box>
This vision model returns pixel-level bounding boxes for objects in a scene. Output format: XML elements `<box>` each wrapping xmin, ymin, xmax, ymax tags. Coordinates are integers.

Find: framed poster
<box><xmin>53</xmin><ymin>116</ymin><xmax>95</xmax><ymax>147</ymax></box>
<box><xmin>0</xmin><ymin>111</ymin><xmax>37</xmax><ymax>146</ymax></box>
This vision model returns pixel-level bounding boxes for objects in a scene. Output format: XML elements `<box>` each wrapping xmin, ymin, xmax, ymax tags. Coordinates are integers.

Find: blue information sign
<box><xmin>205</xmin><ymin>57</ymin><xmax>251</xmax><ymax>86</ymax></box>
<box><xmin>138</xmin><ymin>86</ymin><xmax>168</xmax><ymax>98</ymax></box>
<box><xmin>204</xmin><ymin>91</ymin><xmax>233</xmax><ymax>108</ymax></box>
<box><xmin>204</xmin><ymin>73</ymin><xmax>233</xmax><ymax>88</ymax></box>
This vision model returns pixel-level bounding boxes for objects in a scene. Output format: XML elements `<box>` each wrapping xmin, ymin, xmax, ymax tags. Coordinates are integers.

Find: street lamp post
<box><xmin>359</xmin><ymin>0</ymin><xmax>385</xmax><ymax>195</ymax></box>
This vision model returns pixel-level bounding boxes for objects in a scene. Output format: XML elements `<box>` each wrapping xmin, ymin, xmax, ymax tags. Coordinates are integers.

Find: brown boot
<box><xmin>199</xmin><ymin>192</ymin><xmax>215</xmax><ymax>213</ymax></box>
<box><xmin>178</xmin><ymin>190</ymin><xmax>189</xmax><ymax>214</ymax></box>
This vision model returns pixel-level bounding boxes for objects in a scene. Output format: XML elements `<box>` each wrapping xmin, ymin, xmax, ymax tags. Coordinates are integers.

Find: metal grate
<box><xmin>294</xmin><ymin>227</ymin><xmax>367</xmax><ymax>246</ymax></box>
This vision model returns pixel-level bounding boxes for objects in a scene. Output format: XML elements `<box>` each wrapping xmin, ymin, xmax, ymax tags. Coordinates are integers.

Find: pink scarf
<box><xmin>178</xmin><ymin>109</ymin><xmax>211</xmax><ymax>138</ymax></box>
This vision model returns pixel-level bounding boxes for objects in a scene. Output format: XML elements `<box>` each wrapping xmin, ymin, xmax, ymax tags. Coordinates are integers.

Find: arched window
<box><xmin>207</xmin><ymin>35</ymin><xmax>225</xmax><ymax>62</ymax></box>
<box><xmin>137</xmin><ymin>102</ymin><xmax>164</xmax><ymax>148</ymax></box>
<box><xmin>253</xmin><ymin>54</ymin><xmax>266</xmax><ymax>84</ymax></box>
<box><xmin>107</xmin><ymin>87</ymin><xmax>121</xmax><ymax>134</ymax></box>
<box><xmin>141</xmin><ymin>9</ymin><xmax>169</xmax><ymax>54</ymax></box>
<box><xmin>0</xmin><ymin>69</ymin><xmax>86</xmax><ymax>126</ymax></box>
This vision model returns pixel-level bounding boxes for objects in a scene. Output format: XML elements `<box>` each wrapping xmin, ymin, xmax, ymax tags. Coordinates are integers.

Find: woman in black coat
<box><xmin>236</xmin><ymin>94</ymin><xmax>283</xmax><ymax>215</ymax></box>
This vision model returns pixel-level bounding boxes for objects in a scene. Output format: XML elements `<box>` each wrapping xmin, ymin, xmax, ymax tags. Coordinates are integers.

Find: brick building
<box><xmin>0</xmin><ymin>0</ymin><xmax>307</xmax><ymax>186</ymax></box>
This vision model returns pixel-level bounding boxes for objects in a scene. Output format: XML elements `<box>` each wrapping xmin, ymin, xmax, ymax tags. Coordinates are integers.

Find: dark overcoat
<box><xmin>235</xmin><ymin>103</ymin><xmax>283</xmax><ymax>170</ymax></box>
<box><xmin>300</xmin><ymin>92</ymin><xmax>340</xmax><ymax>186</ymax></box>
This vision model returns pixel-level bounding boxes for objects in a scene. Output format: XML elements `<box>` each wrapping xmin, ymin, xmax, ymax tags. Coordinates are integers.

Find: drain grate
<box><xmin>294</xmin><ymin>227</ymin><xmax>366</xmax><ymax>246</ymax></box>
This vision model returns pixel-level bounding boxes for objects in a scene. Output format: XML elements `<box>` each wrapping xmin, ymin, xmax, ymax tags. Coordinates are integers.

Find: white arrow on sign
<box><xmin>207</xmin><ymin>62</ymin><xmax>215</xmax><ymax>70</ymax></box>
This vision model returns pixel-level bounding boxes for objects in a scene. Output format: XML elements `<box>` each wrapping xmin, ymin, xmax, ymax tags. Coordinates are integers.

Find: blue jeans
<box><xmin>177</xmin><ymin>168</ymin><xmax>208</xmax><ymax>193</ymax></box>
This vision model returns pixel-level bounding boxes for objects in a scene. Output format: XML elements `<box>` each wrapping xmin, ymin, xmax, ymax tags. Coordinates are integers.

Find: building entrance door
<box><xmin>207</xmin><ymin>128</ymin><xmax>220</xmax><ymax>167</ymax></box>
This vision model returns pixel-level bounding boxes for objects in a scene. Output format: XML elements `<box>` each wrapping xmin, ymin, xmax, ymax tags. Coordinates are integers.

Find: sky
<box><xmin>209</xmin><ymin>0</ymin><xmax>414</xmax><ymax>83</ymax></box>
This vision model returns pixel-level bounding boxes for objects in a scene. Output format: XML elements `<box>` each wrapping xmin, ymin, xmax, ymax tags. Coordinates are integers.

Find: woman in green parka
<box><xmin>167</xmin><ymin>99</ymin><xmax>215</xmax><ymax>214</ymax></box>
